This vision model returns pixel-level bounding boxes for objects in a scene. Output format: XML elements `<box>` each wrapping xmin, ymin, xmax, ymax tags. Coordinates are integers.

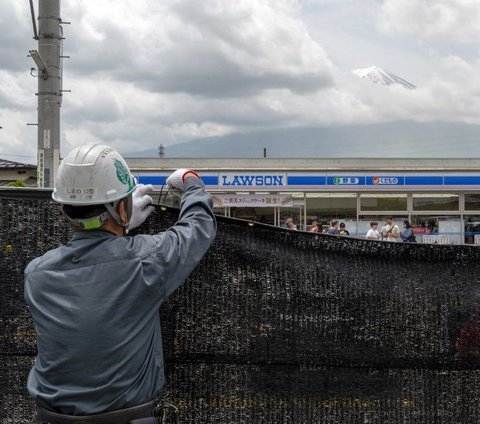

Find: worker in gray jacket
<box><xmin>24</xmin><ymin>143</ymin><xmax>216</xmax><ymax>423</ymax></box>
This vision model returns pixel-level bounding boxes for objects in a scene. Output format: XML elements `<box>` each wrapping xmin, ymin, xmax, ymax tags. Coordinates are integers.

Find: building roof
<box><xmin>0</xmin><ymin>159</ymin><xmax>36</xmax><ymax>169</ymax></box>
<box><xmin>126</xmin><ymin>157</ymin><xmax>480</xmax><ymax>172</ymax></box>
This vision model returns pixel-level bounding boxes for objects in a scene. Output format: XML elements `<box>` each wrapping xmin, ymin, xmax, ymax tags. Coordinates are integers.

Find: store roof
<box><xmin>126</xmin><ymin>157</ymin><xmax>480</xmax><ymax>172</ymax></box>
<box><xmin>0</xmin><ymin>159</ymin><xmax>36</xmax><ymax>169</ymax></box>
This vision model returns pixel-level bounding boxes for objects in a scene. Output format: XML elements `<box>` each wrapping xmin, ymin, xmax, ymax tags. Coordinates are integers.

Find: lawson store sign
<box><xmin>136</xmin><ymin>172</ymin><xmax>480</xmax><ymax>190</ymax></box>
<box><xmin>220</xmin><ymin>173</ymin><xmax>286</xmax><ymax>187</ymax></box>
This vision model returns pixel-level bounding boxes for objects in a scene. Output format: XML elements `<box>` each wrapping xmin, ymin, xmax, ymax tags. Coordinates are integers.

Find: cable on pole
<box><xmin>29</xmin><ymin>0</ymin><xmax>39</xmax><ymax>40</ymax></box>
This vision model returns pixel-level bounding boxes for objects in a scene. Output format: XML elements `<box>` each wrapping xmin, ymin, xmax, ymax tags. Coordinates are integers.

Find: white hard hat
<box><xmin>52</xmin><ymin>143</ymin><xmax>136</xmax><ymax>205</ymax></box>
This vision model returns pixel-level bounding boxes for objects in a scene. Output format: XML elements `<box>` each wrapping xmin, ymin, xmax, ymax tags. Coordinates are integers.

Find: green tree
<box><xmin>7</xmin><ymin>179</ymin><xmax>26</xmax><ymax>187</ymax></box>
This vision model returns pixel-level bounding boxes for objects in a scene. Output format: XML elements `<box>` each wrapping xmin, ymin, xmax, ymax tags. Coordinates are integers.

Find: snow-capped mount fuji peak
<box><xmin>352</xmin><ymin>66</ymin><xmax>416</xmax><ymax>89</ymax></box>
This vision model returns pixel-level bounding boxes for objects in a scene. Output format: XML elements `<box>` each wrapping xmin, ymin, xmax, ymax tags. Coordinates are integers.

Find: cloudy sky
<box><xmin>1</xmin><ymin>0</ymin><xmax>480</xmax><ymax>162</ymax></box>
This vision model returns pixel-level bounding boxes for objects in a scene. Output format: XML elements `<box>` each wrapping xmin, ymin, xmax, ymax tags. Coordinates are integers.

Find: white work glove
<box><xmin>166</xmin><ymin>168</ymin><xmax>200</xmax><ymax>191</ymax></box>
<box><xmin>128</xmin><ymin>184</ymin><xmax>155</xmax><ymax>231</ymax></box>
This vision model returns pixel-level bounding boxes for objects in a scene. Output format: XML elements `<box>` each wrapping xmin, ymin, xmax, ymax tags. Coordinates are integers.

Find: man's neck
<box><xmin>101</xmin><ymin>219</ymin><xmax>125</xmax><ymax>237</ymax></box>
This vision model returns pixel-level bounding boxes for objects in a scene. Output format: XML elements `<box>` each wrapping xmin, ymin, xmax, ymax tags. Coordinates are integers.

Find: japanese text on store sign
<box><xmin>213</xmin><ymin>195</ymin><xmax>293</xmax><ymax>208</ymax></box>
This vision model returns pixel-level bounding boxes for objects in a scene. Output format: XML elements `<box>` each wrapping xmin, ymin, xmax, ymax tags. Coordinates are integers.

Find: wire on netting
<box><xmin>156</xmin><ymin>181</ymin><xmax>171</xmax><ymax>211</ymax></box>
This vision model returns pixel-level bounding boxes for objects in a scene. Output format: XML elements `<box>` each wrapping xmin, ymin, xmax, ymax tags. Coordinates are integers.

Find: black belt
<box><xmin>35</xmin><ymin>400</ymin><xmax>157</xmax><ymax>424</ymax></box>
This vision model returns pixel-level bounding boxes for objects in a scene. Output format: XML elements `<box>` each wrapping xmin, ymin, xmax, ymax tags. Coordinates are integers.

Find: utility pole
<box><xmin>35</xmin><ymin>0</ymin><xmax>62</xmax><ymax>188</ymax></box>
<box><xmin>158</xmin><ymin>144</ymin><xmax>165</xmax><ymax>158</ymax></box>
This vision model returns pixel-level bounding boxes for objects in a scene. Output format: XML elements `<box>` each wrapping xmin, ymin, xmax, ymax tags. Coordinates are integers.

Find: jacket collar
<box><xmin>71</xmin><ymin>230</ymin><xmax>118</xmax><ymax>241</ymax></box>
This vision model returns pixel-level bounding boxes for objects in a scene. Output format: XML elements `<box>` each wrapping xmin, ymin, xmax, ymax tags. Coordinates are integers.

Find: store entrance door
<box><xmin>215</xmin><ymin>193</ymin><xmax>296</xmax><ymax>226</ymax></box>
<box><xmin>230</xmin><ymin>207</ymin><xmax>276</xmax><ymax>225</ymax></box>
<box><xmin>229</xmin><ymin>206</ymin><xmax>305</xmax><ymax>228</ymax></box>
<box><xmin>279</xmin><ymin>205</ymin><xmax>305</xmax><ymax>230</ymax></box>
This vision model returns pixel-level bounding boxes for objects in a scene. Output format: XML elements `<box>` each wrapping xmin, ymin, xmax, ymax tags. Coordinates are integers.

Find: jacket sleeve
<box><xmin>153</xmin><ymin>177</ymin><xmax>217</xmax><ymax>298</ymax></box>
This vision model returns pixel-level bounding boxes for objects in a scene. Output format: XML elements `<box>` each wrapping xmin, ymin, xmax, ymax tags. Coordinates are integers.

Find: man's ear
<box><xmin>117</xmin><ymin>199</ymin><xmax>128</xmax><ymax>225</ymax></box>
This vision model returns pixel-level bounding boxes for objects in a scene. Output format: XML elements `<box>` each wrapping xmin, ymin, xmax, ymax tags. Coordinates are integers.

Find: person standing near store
<box><xmin>24</xmin><ymin>144</ymin><xmax>217</xmax><ymax>423</ymax></box>
<box><xmin>285</xmin><ymin>217</ymin><xmax>298</xmax><ymax>230</ymax></box>
<box><xmin>400</xmin><ymin>220</ymin><xmax>416</xmax><ymax>242</ymax></box>
<box><xmin>309</xmin><ymin>219</ymin><xmax>320</xmax><ymax>233</ymax></box>
<box><xmin>366</xmin><ymin>221</ymin><xmax>381</xmax><ymax>240</ymax></box>
<box><xmin>381</xmin><ymin>216</ymin><xmax>400</xmax><ymax>242</ymax></box>
<box><xmin>339</xmin><ymin>223</ymin><xmax>350</xmax><ymax>236</ymax></box>
<box><xmin>327</xmin><ymin>220</ymin><xmax>340</xmax><ymax>235</ymax></box>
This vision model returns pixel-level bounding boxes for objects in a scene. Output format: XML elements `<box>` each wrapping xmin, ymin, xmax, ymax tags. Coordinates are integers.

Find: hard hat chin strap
<box><xmin>104</xmin><ymin>202</ymin><xmax>125</xmax><ymax>229</ymax></box>
<box><xmin>104</xmin><ymin>194</ymin><xmax>133</xmax><ymax>229</ymax></box>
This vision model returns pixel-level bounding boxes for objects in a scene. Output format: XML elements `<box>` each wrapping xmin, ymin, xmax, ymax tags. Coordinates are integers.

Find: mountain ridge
<box><xmin>123</xmin><ymin>121</ymin><xmax>480</xmax><ymax>158</ymax></box>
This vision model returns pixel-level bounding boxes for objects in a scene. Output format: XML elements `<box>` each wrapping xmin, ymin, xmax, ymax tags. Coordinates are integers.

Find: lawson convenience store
<box><xmin>126</xmin><ymin>157</ymin><xmax>480</xmax><ymax>245</ymax></box>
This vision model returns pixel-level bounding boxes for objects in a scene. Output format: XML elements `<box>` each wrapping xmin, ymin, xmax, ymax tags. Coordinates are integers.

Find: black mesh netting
<box><xmin>2</xmin><ymin>189</ymin><xmax>480</xmax><ymax>423</ymax></box>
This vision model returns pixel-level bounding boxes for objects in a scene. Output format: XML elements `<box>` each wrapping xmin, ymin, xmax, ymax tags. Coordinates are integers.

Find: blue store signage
<box><xmin>444</xmin><ymin>176</ymin><xmax>480</xmax><ymax>185</ymax></box>
<box><xmin>137</xmin><ymin>172</ymin><xmax>480</xmax><ymax>190</ymax></box>
<box><xmin>220</xmin><ymin>174</ymin><xmax>286</xmax><ymax>187</ymax></box>
<box><xmin>327</xmin><ymin>176</ymin><xmax>365</xmax><ymax>185</ymax></box>
<box><xmin>366</xmin><ymin>176</ymin><xmax>405</xmax><ymax>186</ymax></box>
<box><xmin>287</xmin><ymin>176</ymin><xmax>326</xmax><ymax>186</ymax></box>
<box><xmin>405</xmin><ymin>176</ymin><xmax>443</xmax><ymax>186</ymax></box>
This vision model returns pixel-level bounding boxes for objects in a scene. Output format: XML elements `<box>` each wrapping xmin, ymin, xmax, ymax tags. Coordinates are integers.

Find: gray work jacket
<box><xmin>24</xmin><ymin>179</ymin><xmax>216</xmax><ymax>415</ymax></box>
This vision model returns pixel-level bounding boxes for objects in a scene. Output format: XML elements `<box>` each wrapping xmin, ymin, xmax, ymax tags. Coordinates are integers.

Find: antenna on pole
<box><xmin>29</xmin><ymin>0</ymin><xmax>39</xmax><ymax>40</ymax></box>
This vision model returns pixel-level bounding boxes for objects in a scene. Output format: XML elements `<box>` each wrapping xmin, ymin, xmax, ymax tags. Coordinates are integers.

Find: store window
<box><xmin>280</xmin><ymin>192</ymin><xmax>305</xmax><ymax>230</ymax></box>
<box><xmin>358</xmin><ymin>215</ymin><xmax>407</xmax><ymax>240</ymax></box>
<box><xmin>465</xmin><ymin>194</ymin><xmax>480</xmax><ymax>211</ymax></box>
<box><xmin>306</xmin><ymin>193</ymin><xmax>357</xmax><ymax>235</ymax></box>
<box><xmin>360</xmin><ymin>194</ymin><xmax>407</xmax><ymax>212</ymax></box>
<box><xmin>213</xmin><ymin>207</ymin><xmax>227</xmax><ymax>216</ymax></box>
<box><xmin>412</xmin><ymin>194</ymin><xmax>459</xmax><ymax>211</ymax></box>
<box><xmin>465</xmin><ymin>216</ymin><xmax>480</xmax><ymax>245</ymax></box>
<box><xmin>411</xmin><ymin>215</ymin><xmax>462</xmax><ymax>244</ymax></box>
<box><xmin>215</xmin><ymin>191</ymin><xmax>298</xmax><ymax>226</ymax></box>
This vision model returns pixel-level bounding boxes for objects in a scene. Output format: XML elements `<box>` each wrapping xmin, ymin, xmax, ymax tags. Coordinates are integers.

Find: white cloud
<box><xmin>165</xmin><ymin>122</ymin><xmax>233</xmax><ymax>140</ymax></box>
<box><xmin>298</xmin><ymin>0</ymin><xmax>353</xmax><ymax>4</ymax></box>
<box><xmin>342</xmin><ymin>56</ymin><xmax>480</xmax><ymax>125</ymax></box>
<box><xmin>63</xmin><ymin>0</ymin><xmax>335</xmax><ymax>97</ymax></box>
<box><xmin>0</xmin><ymin>69</ymin><xmax>38</xmax><ymax>162</ymax></box>
<box><xmin>2</xmin><ymin>0</ymin><xmax>480</xmax><ymax>160</ymax></box>
<box><xmin>0</xmin><ymin>107</ymin><xmax>37</xmax><ymax>162</ymax></box>
<box><xmin>379</xmin><ymin>0</ymin><xmax>480</xmax><ymax>41</ymax></box>
<box><xmin>0</xmin><ymin>71</ymin><xmax>35</xmax><ymax>111</ymax></box>
<box><xmin>0</xmin><ymin>2</ymin><xmax>33</xmax><ymax>72</ymax></box>
<box><xmin>53</xmin><ymin>0</ymin><xmax>337</xmax><ymax>154</ymax></box>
